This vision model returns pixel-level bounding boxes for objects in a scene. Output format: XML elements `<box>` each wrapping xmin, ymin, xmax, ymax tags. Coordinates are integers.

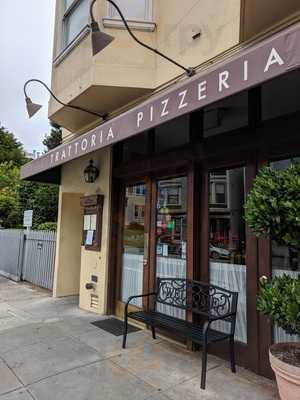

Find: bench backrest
<box><xmin>155</xmin><ymin>278</ymin><xmax>238</xmax><ymax>320</ymax></box>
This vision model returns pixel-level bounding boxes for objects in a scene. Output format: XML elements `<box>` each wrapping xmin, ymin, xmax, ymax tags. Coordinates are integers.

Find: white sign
<box><xmin>23</xmin><ymin>210</ymin><xmax>33</xmax><ymax>227</ymax></box>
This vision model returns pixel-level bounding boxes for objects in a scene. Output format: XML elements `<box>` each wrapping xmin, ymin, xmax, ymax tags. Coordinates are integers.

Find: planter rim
<box><xmin>270</xmin><ymin>342</ymin><xmax>300</xmax><ymax>379</ymax></box>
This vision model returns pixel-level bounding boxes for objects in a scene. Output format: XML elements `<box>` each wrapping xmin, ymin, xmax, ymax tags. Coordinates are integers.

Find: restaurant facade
<box><xmin>22</xmin><ymin>0</ymin><xmax>300</xmax><ymax>378</ymax></box>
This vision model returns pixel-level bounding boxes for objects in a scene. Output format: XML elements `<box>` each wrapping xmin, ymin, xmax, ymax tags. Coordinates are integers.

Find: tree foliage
<box><xmin>0</xmin><ymin>162</ymin><xmax>21</xmax><ymax>228</ymax></box>
<box><xmin>245</xmin><ymin>163</ymin><xmax>300</xmax><ymax>335</ymax></box>
<box><xmin>245</xmin><ymin>163</ymin><xmax>300</xmax><ymax>249</ymax></box>
<box><xmin>18</xmin><ymin>181</ymin><xmax>59</xmax><ymax>228</ymax></box>
<box><xmin>0</xmin><ymin>126</ymin><xmax>26</xmax><ymax>166</ymax></box>
<box><xmin>258</xmin><ymin>275</ymin><xmax>300</xmax><ymax>336</ymax></box>
<box><xmin>43</xmin><ymin>122</ymin><xmax>62</xmax><ymax>151</ymax></box>
<box><xmin>0</xmin><ymin>125</ymin><xmax>59</xmax><ymax>229</ymax></box>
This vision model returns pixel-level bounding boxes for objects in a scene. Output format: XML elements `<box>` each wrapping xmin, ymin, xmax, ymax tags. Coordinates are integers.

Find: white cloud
<box><xmin>0</xmin><ymin>0</ymin><xmax>55</xmax><ymax>152</ymax></box>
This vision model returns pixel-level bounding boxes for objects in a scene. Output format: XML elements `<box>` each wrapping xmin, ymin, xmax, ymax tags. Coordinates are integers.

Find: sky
<box><xmin>0</xmin><ymin>1</ymin><xmax>55</xmax><ymax>153</ymax></box>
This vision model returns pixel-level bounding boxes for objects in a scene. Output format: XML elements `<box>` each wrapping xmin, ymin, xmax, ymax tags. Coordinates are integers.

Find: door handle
<box><xmin>143</xmin><ymin>259</ymin><xmax>148</xmax><ymax>266</ymax></box>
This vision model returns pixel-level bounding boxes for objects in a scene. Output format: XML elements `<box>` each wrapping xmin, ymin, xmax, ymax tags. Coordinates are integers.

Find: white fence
<box><xmin>0</xmin><ymin>229</ymin><xmax>56</xmax><ymax>290</ymax></box>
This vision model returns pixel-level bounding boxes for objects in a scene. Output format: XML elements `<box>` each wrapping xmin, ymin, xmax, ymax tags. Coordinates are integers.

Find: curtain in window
<box><xmin>210</xmin><ymin>262</ymin><xmax>247</xmax><ymax>343</ymax></box>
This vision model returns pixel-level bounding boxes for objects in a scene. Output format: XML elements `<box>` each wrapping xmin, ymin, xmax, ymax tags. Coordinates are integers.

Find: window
<box><xmin>215</xmin><ymin>183</ymin><xmax>226</xmax><ymax>204</ymax></box>
<box><xmin>262</xmin><ymin>70</ymin><xmax>300</xmax><ymax>121</ymax></box>
<box><xmin>155</xmin><ymin>115</ymin><xmax>189</xmax><ymax>153</ymax></box>
<box><xmin>209</xmin><ymin>167</ymin><xmax>247</xmax><ymax>344</ymax></box>
<box><xmin>156</xmin><ymin>177</ymin><xmax>187</xmax><ymax>319</ymax></box>
<box><xmin>63</xmin><ymin>0</ymin><xmax>90</xmax><ymax>48</ymax></box>
<box><xmin>203</xmin><ymin>92</ymin><xmax>248</xmax><ymax>138</ymax></box>
<box><xmin>108</xmin><ymin>0</ymin><xmax>152</xmax><ymax>21</ymax></box>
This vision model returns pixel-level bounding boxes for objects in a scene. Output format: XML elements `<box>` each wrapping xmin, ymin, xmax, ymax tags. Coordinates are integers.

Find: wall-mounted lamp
<box><xmin>84</xmin><ymin>160</ymin><xmax>99</xmax><ymax>183</ymax></box>
<box><xmin>89</xmin><ymin>0</ymin><xmax>195</xmax><ymax>77</ymax></box>
<box><xmin>23</xmin><ymin>79</ymin><xmax>107</xmax><ymax>121</ymax></box>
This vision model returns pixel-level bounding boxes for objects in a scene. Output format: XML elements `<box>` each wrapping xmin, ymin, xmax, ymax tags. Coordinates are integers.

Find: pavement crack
<box><xmin>0</xmin><ymin>353</ymin><xmax>25</xmax><ymax>388</ymax></box>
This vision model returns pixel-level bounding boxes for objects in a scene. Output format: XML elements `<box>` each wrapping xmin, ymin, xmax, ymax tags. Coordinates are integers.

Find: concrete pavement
<box><xmin>0</xmin><ymin>276</ymin><xmax>279</xmax><ymax>399</ymax></box>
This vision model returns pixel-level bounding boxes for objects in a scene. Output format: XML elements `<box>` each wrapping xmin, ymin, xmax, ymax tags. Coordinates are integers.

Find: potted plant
<box><xmin>245</xmin><ymin>162</ymin><xmax>300</xmax><ymax>400</ymax></box>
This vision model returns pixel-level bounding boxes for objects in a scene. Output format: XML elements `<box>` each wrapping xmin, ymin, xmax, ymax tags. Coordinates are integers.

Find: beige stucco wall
<box><xmin>49</xmin><ymin>0</ymin><xmax>242</xmax><ymax>124</ymax></box>
<box><xmin>154</xmin><ymin>0</ymin><xmax>241</xmax><ymax>86</ymax></box>
<box><xmin>53</xmin><ymin>191</ymin><xmax>83</xmax><ymax>297</ymax></box>
<box><xmin>53</xmin><ymin>146</ymin><xmax>112</xmax><ymax>314</ymax></box>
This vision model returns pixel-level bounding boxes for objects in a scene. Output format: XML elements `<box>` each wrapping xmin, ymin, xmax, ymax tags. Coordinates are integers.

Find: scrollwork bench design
<box><xmin>122</xmin><ymin>277</ymin><xmax>238</xmax><ymax>390</ymax></box>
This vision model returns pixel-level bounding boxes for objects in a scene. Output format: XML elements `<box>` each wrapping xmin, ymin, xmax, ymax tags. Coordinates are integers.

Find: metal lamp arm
<box><xmin>24</xmin><ymin>79</ymin><xmax>106</xmax><ymax>120</ymax></box>
<box><xmin>90</xmin><ymin>0</ymin><xmax>195</xmax><ymax>77</ymax></box>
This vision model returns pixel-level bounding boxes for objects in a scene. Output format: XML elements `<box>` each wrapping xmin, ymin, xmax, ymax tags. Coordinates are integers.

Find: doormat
<box><xmin>91</xmin><ymin>318</ymin><xmax>141</xmax><ymax>336</ymax></box>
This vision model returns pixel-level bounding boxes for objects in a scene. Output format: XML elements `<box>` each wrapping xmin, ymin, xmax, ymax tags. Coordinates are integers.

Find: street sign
<box><xmin>23</xmin><ymin>210</ymin><xmax>33</xmax><ymax>227</ymax></box>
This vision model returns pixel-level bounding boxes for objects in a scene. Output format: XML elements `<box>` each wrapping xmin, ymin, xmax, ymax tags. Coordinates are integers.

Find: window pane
<box><xmin>64</xmin><ymin>0</ymin><xmax>89</xmax><ymax>46</ymax></box>
<box><xmin>155</xmin><ymin>115</ymin><xmax>189</xmax><ymax>153</ymax></box>
<box><xmin>121</xmin><ymin>184</ymin><xmax>146</xmax><ymax>307</ymax></box>
<box><xmin>156</xmin><ymin>177</ymin><xmax>187</xmax><ymax>319</ymax></box>
<box><xmin>270</xmin><ymin>158</ymin><xmax>300</xmax><ymax>344</ymax></box>
<box><xmin>204</xmin><ymin>92</ymin><xmax>248</xmax><ymax>138</ymax></box>
<box><xmin>110</xmin><ymin>0</ymin><xmax>149</xmax><ymax>20</ymax></box>
<box><xmin>123</xmin><ymin>131</ymin><xmax>148</xmax><ymax>162</ymax></box>
<box><xmin>209</xmin><ymin>167</ymin><xmax>247</xmax><ymax>343</ymax></box>
<box><xmin>262</xmin><ymin>70</ymin><xmax>300</xmax><ymax>121</ymax></box>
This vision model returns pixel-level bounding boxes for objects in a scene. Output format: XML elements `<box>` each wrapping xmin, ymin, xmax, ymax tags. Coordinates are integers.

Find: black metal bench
<box><xmin>122</xmin><ymin>277</ymin><xmax>238</xmax><ymax>389</ymax></box>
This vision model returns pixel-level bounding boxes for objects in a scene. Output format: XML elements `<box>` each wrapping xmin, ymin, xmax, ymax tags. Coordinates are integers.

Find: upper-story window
<box><xmin>63</xmin><ymin>0</ymin><xmax>90</xmax><ymax>48</ymax></box>
<box><xmin>108</xmin><ymin>0</ymin><xmax>152</xmax><ymax>21</ymax></box>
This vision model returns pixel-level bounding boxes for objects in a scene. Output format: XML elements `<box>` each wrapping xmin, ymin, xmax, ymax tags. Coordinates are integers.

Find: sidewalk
<box><xmin>0</xmin><ymin>276</ymin><xmax>278</xmax><ymax>400</ymax></box>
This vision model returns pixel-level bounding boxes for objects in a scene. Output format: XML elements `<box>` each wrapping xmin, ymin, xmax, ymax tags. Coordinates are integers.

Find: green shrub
<box><xmin>245</xmin><ymin>163</ymin><xmax>300</xmax><ymax>249</ymax></box>
<box><xmin>37</xmin><ymin>222</ymin><xmax>57</xmax><ymax>231</ymax></box>
<box><xmin>258</xmin><ymin>275</ymin><xmax>300</xmax><ymax>336</ymax></box>
<box><xmin>245</xmin><ymin>162</ymin><xmax>300</xmax><ymax>335</ymax></box>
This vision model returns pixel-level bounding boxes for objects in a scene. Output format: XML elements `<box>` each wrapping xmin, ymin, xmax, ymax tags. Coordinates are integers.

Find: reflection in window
<box><xmin>262</xmin><ymin>70</ymin><xmax>300</xmax><ymax>121</ymax></box>
<box><xmin>204</xmin><ymin>92</ymin><xmax>248</xmax><ymax>138</ymax></box>
<box><xmin>63</xmin><ymin>0</ymin><xmax>89</xmax><ymax>48</ymax></box>
<box><xmin>270</xmin><ymin>158</ymin><xmax>300</xmax><ymax>343</ymax></box>
<box><xmin>123</xmin><ymin>131</ymin><xmax>148</xmax><ymax>163</ymax></box>
<box><xmin>156</xmin><ymin>177</ymin><xmax>187</xmax><ymax>319</ymax></box>
<box><xmin>155</xmin><ymin>116</ymin><xmax>189</xmax><ymax>153</ymax></box>
<box><xmin>121</xmin><ymin>184</ymin><xmax>146</xmax><ymax>307</ymax></box>
<box><xmin>209</xmin><ymin>167</ymin><xmax>247</xmax><ymax>343</ymax></box>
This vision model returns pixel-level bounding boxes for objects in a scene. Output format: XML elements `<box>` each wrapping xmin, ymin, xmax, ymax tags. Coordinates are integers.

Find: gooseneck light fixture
<box><xmin>24</xmin><ymin>79</ymin><xmax>107</xmax><ymax>120</ymax></box>
<box><xmin>89</xmin><ymin>0</ymin><xmax>195</xmax><ymax>77</ymax></box>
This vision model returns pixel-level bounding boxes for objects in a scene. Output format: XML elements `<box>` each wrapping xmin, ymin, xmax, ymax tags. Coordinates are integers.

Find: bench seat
<box><xmin>122</xmin><ymin>278</ymin><xmax>238</xmax><ymax>390</ymax></box>
<box><xmin>128</xmin><ymin>310</ymin><xmax>230</xmax><ymax>344</ymax></box>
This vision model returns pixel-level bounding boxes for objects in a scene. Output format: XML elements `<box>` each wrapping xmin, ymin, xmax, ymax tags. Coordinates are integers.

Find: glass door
<box><xmin>208</xmin><ymin>167</ymin><xmax>247</xmax><ymax>344</ymax></box>
<box><xmin>155</xmin><ymin>176</ymin><xmax>188</xmax><ymax>319</ymax></box>
<box><xmin>119</xmin><ymin>183</ymin><xmax>147</xmax><ymax>309</ymax></box>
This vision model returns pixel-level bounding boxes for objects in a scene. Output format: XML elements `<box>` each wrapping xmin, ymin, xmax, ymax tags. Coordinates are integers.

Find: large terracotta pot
<box><xmin>269</xmin><ymin>343</ymin><xmax>300</xmax><ymax>400</ymax></box>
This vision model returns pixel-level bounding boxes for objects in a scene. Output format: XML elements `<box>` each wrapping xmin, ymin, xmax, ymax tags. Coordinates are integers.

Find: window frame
<box><xmin>62</xmin><ymin>0</ymin><xmax>90</xmax><ymax>51</ymax></box>
<box><xmin>107</xmin><ymin>0</ymin><xmax>153</xmax><ymax>22</ymax></box>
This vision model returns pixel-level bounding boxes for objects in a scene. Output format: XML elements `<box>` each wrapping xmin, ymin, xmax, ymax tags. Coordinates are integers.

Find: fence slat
<box><xmin>0</xmin><ymin>230</ymin><xmax>24</xmax><ymax>281</ymax></box>
<box><xmin>0</xmin><ymin>229</ymin><xmax>56</xmax><ymax>289</ymax></box>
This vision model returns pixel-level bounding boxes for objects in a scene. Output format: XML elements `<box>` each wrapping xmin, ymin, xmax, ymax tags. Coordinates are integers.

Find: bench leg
<box><xmin>201</xmin><ymin>342</ymin><xmax>208</xmax><ymax>390</ymax></box>
<box><xmin>151</xmin><ymin>326</ymin><xmax>156</xmax><ymax>340</ymax></box>
<box><xmin>122</xmin><ymin>316</ymin><xmax>128</xmax><ymax>349</ymax></box>
<box><xmin>229</xmin><ymin>336</ymin><xmax>236</xmax><ymax>373</ymax></box>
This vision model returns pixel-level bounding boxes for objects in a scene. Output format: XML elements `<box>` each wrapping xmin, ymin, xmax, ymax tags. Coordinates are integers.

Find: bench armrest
<box><xmin>124</xmin><ymin>292</ymin><xmax>157</xmax><ymax>315</ymax></box>
<box><xmin>209</xmin><ymin>312</ymin><xmax>236</xmax><ymax>322</ymax></box>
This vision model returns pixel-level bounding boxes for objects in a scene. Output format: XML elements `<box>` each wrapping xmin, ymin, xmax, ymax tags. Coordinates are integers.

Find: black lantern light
<box><xmin>84</xmin><ymin>160</ymin><xmax>99</xmax><ymax>183</ymax></box>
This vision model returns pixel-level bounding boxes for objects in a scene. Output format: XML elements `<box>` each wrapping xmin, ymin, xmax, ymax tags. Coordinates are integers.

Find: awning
<box><xmin>21</xmin><ymin>21</ymin><xmax>300</xmax><ymax>182</ymax></box>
